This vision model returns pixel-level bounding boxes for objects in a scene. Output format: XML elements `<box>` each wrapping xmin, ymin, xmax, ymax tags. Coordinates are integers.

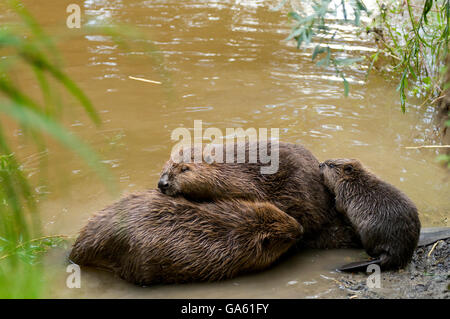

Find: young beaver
<box><xmin>319</xmin><ymin>158</ymin><xmax>421</xmax><ymax>269</ymax></box>
<box><xmin>69</xmin><ymin>189</ymin><xmax>303</xmax><ymax>285</ymax></box>
<box><xmin>158</xmin><ymin>141</ymin><xmax>361</xmax><ymax>249</ymax></box>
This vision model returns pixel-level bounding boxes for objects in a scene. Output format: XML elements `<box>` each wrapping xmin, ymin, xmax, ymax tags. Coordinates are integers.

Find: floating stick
<box><xmin>128</xmin><ymin>76</ymin><xmax>161</xmax><ymax>84</ymax></box>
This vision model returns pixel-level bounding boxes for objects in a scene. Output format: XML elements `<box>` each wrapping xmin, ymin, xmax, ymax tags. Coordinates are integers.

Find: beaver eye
<box><xmin>181</xmin><ymin>165</ymin><xmax>190</xmax><ymax>172</ymax></box>
<box><xmin>328</xmin><ymin>163</ymin><xmax>335</xmax><ymax>168</ymax></box>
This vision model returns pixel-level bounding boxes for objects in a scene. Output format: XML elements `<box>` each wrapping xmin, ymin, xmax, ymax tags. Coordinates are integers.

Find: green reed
<box><xmin>0</xmin><ymin>0</ymin><xmax>166</xmax><ymax>297</ymax></box>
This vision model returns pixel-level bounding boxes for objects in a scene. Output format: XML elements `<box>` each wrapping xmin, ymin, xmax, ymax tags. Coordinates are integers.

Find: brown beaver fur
<box><xmin>158</xmin><ymin>141</ymin><xmax>361</xmax><ymax>249</ymax></box>
<box><xmin>320</xmin><ymin>158</ymin><xmax>421</xmax><ymax>269</ymax></box>
<box><xmin>69</xmin><ymin>189</ymin><xmax>303</xmax><ymax>285</ymax></box>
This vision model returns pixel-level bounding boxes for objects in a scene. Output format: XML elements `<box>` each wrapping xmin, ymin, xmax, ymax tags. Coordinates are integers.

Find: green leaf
<box><xmin>304</xmin><ymin>28</ymin><xmax>313</xmax><ymax>45</ymax></box>
<box><xmin>436</xmin><ymin>154</ymin><xmax>450</xmax><ymax>163</ymax></box>
<box><xmin>0</xmin><ymin>30</ymin><xmax>22</xmax><ymax>47</ymax></box>
<box><xmin>355</xmin><ymin>0</ymin><xmax>368</xmax><ymax>12</ymax></box>
<box><xmin>422</xmin><ymin>0</ymin><xmax>433</xmax><ymax>24</ymax></box>
<box><xmin>295</xmin><ymin>35</ymin><xmax>303</xmax><ymax>49</ymax></box>
<box><xmin>408</xmin><ymin>64</ymin><xmax>417</xmax><ymax>80</ymax></box>
<box><xmin>317</xmin><ymin>55</ymin><xmax>330</xmax><ymax>67</ymax></box>
<box><xmin>19</xmin><ymin>50</ymin><xmax>100</xmax><ymax>125</ymax></box>
<box><xmin>285</xmin><ymin>27</ymin><xmax>303</xmax><ymax>41</ymax></box>
<box><xmin>342</xmin><ymin>75</ymin><xmax>349</xmax><ymax>96</ymax></box>
<box><xmin>397</xmin><ymin>70</ymin><xmax>408</xmax><ymax>113</ymax></box>
<box><xmin>7</xmin><ymin>0</ymin><xmax>60</xmax><ymax>62</ymax></box>
<box><xmin>288</xmin><ymin>11</ymin><xmax>302</xmax><ymax>21</ymax></box>
<box><xmin>312</xmin><ymin>45</ymin><xmax>326</xmax><ymax>61</ymax></box>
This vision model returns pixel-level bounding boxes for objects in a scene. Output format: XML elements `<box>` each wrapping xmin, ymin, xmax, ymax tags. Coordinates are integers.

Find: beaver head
<box><xmin>158</xmin><ymin>145</ymin><xmax>265</xmax><ymax>201</ymax></box>
<box><xmin>319</xmin><ymin>158</ymin><xmax>365</xmax><ymax>193</ymax></box>
<box><xmin>158</xmin><ymin>158</ymin><xmax>234</xmax><ymax>200</ymax></box>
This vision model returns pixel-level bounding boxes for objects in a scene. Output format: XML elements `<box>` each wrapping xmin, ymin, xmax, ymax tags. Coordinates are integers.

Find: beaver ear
<box><xmin>343</xmin><ymin>164</ymin><xmax>353</xmax><ymax>175</ymax></box>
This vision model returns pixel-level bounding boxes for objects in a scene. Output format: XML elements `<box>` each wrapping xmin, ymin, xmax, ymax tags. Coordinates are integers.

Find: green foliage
<box><xmin>279</xmin><ymin>0</ymin><xmax>449</xmax><ymax>110</ymax></box>
<box><xmin>278</xmin><ymin>0</ymin><xmax>370</xmax><ymax>96</ymax></box>
<box><xmin>0</xmin><ymin>0</ymin><xmax>166</xmax><ymax>297</ymax></box>
<box><xmin>0</xmin><ymin>150</ymin><xmax>49</xmax><ymax>298</ymax></box>
<box><xmin>374</xmin><ymin>0</ymin><xmax>449</xmax><ymax>111</ymax></box>
<box><xmin>0</xmin><ymin>235</ymin><xmax>68</xmax><ymax>265</ymax></box>
<box><xmin>0</xmin><ymin>234</ymin><xmax>68</xmax><ymax>298</ymax></box>
<box><xmin>0</xmin><ymin>0</ymin><xmax>105</xmax><ymax>298</ymax></box>
<box><xmin>0</xmin><ymin>1</ymin><xmax>111</xmax><ymax>191</ymax></box>
<box><xmin>372</xmin><ymin>0</ymin><xmax>449</xmax><ymax>168</ymax></box>
<box><xmin>436</xmin><ymin>153</ymin><xmax>450</xmax><ymax>168</ymax></box>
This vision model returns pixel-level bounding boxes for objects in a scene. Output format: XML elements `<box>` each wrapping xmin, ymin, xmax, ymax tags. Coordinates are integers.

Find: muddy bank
<box><xmin>335</xmin><ymin>238</ymin><xmax>449</xmax><ymax>299</ymax></box>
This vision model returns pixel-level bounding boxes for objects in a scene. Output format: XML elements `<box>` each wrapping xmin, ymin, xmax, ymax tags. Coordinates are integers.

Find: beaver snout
<box><xmin>319</xmin><ymin>162</ymin><xmax>325</xmax><ymax>170</ymax></box>
<box><xmin>158</xmin><ymin>174</ymin><xmax>169</xmax><ymax>193</ymax></box>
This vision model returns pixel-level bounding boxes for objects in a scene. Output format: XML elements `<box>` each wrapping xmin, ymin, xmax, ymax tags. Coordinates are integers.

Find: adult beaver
<box><xmin>158</xmin><ymin>141</ymin><xmax>360</xmax><ymax>249</ymax></box>
<box><xmin>320</xmin><ymin>158</ymin><xmax>421</xmax><ymax>269</ymax></box>
<box><xmin>69</xmin><ymin>190</ymin><xmax>303</xmax><ymax>285</ymax></box>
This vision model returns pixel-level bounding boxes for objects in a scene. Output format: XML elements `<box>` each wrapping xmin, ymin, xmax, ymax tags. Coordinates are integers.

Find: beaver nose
<box><xmin>158</xmin><ymin>174</ymin><xmax>169</xmax><ymax>192</ymax></box>
<box><xmin>319</xmin><ymin>163</ymin><xmax>324</xmax><ymax>169</ymax></box>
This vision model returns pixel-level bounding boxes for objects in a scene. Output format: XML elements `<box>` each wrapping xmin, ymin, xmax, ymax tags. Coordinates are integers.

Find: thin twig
<box><xmin>427</xmin><ymin>240</ymin><xmax>442</xmax><ymax>258</ymax></box>
<box><xmin>404</xmin><ymin>145</ymin><xmax>450</xmax><ymax>149</ymax></box>
<box><xmin>429</xmin><ymin>95</ymin><xmax>445</xmax><ymax>105</ymax></box>
<box><xmin>128</xmin><ymin>76</ymin><xmax>161</xmax><ymax>84</ymax></box>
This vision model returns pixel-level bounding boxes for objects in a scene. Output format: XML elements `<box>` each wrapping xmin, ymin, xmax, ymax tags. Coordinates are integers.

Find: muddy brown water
<box><xmin>2</xmin><ymin>0</ymin><xmax>448</xmax><ymax>298</ymax></box>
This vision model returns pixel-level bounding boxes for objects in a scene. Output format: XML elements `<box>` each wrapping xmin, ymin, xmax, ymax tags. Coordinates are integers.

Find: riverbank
<box><xmin>335</xmin><ymin>238</ymin><xmax>449</xmax><ymax>299</ymax></box>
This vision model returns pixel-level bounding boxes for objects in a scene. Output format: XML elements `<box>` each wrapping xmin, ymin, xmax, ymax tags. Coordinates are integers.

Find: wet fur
<box><xmin>320</xmin><ymin>158</ymin><xmax>421</xmax><ymax>269</ymax></box>
<box><xmin>69</xmin><ymin>190</ymin><xmax>303</xmax><ymax>285</ymax></box>
<box><xmin>159</xmin><ymin>142</ymin><xmax>361</xmax><ymax>249</ymax></box>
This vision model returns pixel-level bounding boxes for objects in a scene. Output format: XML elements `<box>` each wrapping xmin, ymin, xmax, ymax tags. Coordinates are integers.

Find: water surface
<box><xmin>7</xmin><ymin>0</ymin><xmax>449</xmax><ymax>298</ymax></box>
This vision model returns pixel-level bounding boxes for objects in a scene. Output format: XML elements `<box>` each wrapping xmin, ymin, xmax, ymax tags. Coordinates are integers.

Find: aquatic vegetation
<box><xmin>0</xmin><ymin>0</ymin><xmax>168</xmax><ymax>297</ymax></box>
<box><xmin>0</xmin><ymin>0</ymin><xmax>105</xmax><ymax>297</ymax></box>
<box><xmin>278</xmin><ymin>0</ymin><xmax>369</xmax><ymax>96</ymax></box>
<box><xmin>281</xmin><ymin>0</ymin><xmax>449</xmax><ymax>111</ymax></box>
<box><xmin>372</xmin><ymin>0</ymin><xmax>449</xmax><ymax>112</ymax></box>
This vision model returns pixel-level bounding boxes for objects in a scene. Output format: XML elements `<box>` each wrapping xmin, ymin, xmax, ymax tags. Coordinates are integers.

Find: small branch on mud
<box><xmin>427</xmin><ymin>240</ymin><xmax>442</xmax><ymax>258</ymax></box>
<box><xmin>405</xmin><ymin>145</ymin><xmax>450</xmax><ymax>149</ymax></box>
